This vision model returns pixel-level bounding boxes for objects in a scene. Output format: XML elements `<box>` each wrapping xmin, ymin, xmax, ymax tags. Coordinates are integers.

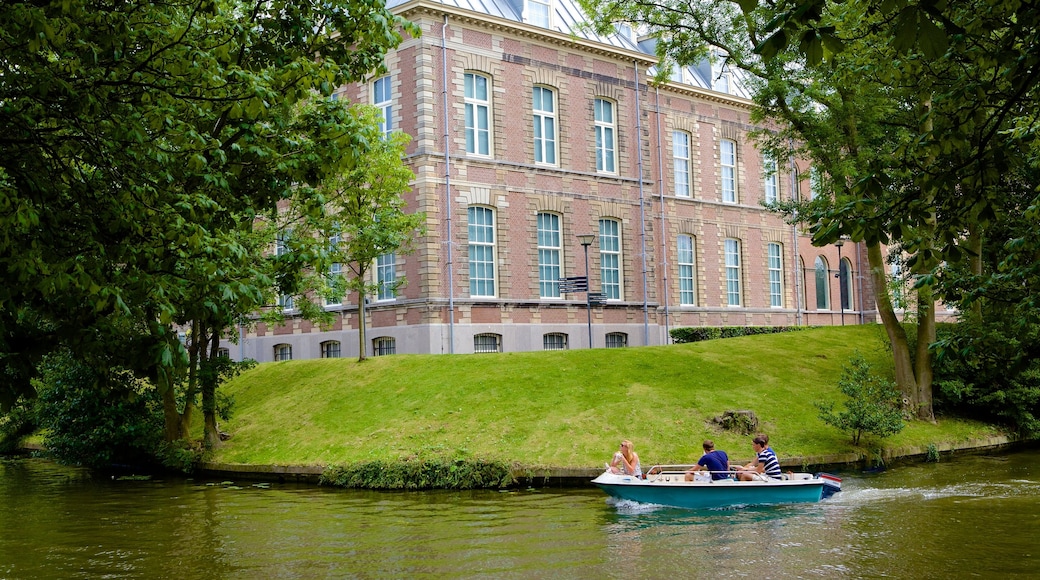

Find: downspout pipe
<box><xmin>789</xmin><ymin>139</ymin><xmax>803</xmax><ymax>326</ymax></box>
<box><xmin>441</xmin><ymin>16</ymin><xmax>455</xmax><ymax>353</ymax></box>
<box><xmin>654</xmin><ymin>86</ymin><xmax>670</xmax><ymax>342</ymax></box>
<box><xmin>634</xmin><ymin>63</ymin><xmax>650</xmax><ymax>345</ymax></box>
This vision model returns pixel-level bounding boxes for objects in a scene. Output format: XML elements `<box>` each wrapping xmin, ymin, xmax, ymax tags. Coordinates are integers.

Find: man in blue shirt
<box><xmin>736</xmin><ymin>434</ymin><xmax>782</xmax><ymax>481</ymax></box>
<box><xmin>685</xmin><ymin>439</ymin><xmax>731</xmax><ymax>481</ymax></box>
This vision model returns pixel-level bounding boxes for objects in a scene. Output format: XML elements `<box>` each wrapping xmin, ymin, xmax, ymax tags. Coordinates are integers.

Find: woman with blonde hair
<box><xmin>609</xmin><ymin>439</ymin><xmax>642</xmax><ymax>477</ymax></box>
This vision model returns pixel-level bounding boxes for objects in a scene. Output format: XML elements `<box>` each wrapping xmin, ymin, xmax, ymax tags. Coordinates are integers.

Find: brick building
<box><xmin>228</xmin><ymin>0</ymin><xmax>884</xmax><ymax>362</ymax></box>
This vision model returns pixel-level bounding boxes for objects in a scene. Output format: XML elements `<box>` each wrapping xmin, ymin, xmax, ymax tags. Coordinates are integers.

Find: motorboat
<box><xmin>592</xmin><ymin>465</ymin><xmax>842</xmax><ymax>509</ymax></box>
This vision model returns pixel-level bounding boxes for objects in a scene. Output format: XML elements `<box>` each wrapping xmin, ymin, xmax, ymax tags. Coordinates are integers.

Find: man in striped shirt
<box><xmin>735</xmin><ymin>434</ymin><xmax>782</xmax><ymax>481</ymax></box>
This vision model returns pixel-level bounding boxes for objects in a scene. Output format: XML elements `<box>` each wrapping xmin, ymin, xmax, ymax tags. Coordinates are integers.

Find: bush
<box><xmin>320</xmin><ymin>456</ymin><xmax>515</xmax><ymax>489</ymax></box>
<box><xmin>35</xmin><ymin>351</ymin><xmax>164</xmax><ymax>470</ymax></box>
<box><xmin>0</xmin><ymin>399</ymin><xmax>37</xmax><ymax>453</ymax></box>
<box><xmin>932</xmin><ymin>320</ymin><xmax>1040</xmax><ymax>436</ymax></box>
<box><xmin>816</xmin><ymin>354</ymin><xmax>905</xmax><ymax>445</ymax></box>
<box><xmin>670</xmin><ymin>325</ymin><xmax>812</xmax><ymax>344</ymax></box>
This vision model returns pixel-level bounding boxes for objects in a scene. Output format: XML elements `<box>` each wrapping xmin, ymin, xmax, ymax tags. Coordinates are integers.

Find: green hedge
<box><xmin>319</xmin><ymin>457</ymin><xmax>516</xmax><ymax>490</ymax></box>
<box><xmin>669</xmin><ymin>325</ymin><xmax>815</xmax><ymax>344</ymax></box>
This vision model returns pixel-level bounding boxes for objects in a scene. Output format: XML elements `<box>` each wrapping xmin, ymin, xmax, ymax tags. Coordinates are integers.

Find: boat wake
<box><xmin>831</xmin><ymin>479</ymin><xmax>1040</xmax><ymax>505</ymax></box>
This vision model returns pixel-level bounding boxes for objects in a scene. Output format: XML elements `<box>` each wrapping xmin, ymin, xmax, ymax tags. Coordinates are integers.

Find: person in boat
<box><xmin>609</xmin><ymin>439</ymin><xmax>642</xmax><ymax>477</ymax></box>
<box><xmin>735</xmin><ymin>435</ymin><xmax>782</xmax><ymax>481</ymax></box>
<box><xmin>685</xmin><ymin>439</ymin><xmax>730</xmax><ymax>481</ymax></box>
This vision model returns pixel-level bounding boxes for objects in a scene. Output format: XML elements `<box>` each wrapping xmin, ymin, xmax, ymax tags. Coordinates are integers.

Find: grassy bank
<box><xmin>210</xmin><ymin>325</ymin><xmax>1003</xmax><ymax>471</ymax></box>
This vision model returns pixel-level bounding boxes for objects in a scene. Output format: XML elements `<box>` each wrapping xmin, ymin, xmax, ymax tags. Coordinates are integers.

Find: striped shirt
<box><xmin>758</xmin><ymin>447</ymin><xmax>782</xmax><ymax>479</ymax></box>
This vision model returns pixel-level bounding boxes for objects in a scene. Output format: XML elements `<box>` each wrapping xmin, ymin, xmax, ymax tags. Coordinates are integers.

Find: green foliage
<box><xmin>320</xmin><ymin>455</ymin><xmax>515</xmax><ymax>490</ymax></box>
<box><xmin>0</xmin><ymin>0</ymin><xmax>417</xmax><ymax>432</ymax></box>
<box><xmin>670</xmin><ymin>325</ymin><xmax>811</xmax><ymax>344</ymax></box>
<box><xmin>156</xmin><ymin>440</ymin><xmax>206</xmax><ymax>474</ymax></box>
<box><xmin>35</xmin><ymin>352</ymin><xmax>164</xmax><ymax>470</ymax></box>
<box><xmin>0</xmin><ymin>399</ymin><xmax>37</xmax><ymax>453</ymax></box>
<box><xmin>926</xmin><ymin>443</ymin><xmax>940</xmax><ymax>463</ymax></box>
<box><xmin>932</xmin><ymin>320</ymin><xmax>1040</xmax><ymax>437</ymax></box>
<box><xmin>816</xmin><ymin>354</ymin><xmax>905</xmax><ymax>445</ymax></box>
<box><xmin>206</xmin><ymin>326</ymin><xmax>999</xmax><ymax>473</ymax></box>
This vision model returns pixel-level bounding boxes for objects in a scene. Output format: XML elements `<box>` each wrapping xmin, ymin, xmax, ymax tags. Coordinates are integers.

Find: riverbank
<box><xmin>189</xmin><ymin>326</ymin><xmax>1009</xmax><ymax>488</ymax></box>
<box><xmin>195</xmin><ymin>434</ymin><xmax>1024</xmax><ymax>486</ymax></box>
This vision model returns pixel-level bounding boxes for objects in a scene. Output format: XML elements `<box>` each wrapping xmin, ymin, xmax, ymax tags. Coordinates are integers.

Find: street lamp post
<box><xmin>834</xmin><ymin>239</ymin><xmax>845</xmax><ymax>326</ymax></box>
<box><xmin>577</xmin><ymin>234</ymin><xmax>596</xmax><ymax>348</ymax></box>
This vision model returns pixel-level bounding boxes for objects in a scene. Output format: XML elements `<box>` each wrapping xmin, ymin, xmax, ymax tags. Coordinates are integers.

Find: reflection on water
<box><xmin>3</xmin><ymin>450</ymin><xmax>1040</xmax><ymax>578</ymax></box>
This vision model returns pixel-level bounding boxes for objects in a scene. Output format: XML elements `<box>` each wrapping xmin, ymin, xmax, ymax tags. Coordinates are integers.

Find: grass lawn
<box><xmin>209</xmin><ymin>325</ymin><xmax>1004</xmax><ymax>470</ymax></box>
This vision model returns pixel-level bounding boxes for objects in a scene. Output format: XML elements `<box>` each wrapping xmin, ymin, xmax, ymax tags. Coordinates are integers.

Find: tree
<box><xmin>577</xmin><ymin>0</ymin><xmax>1040</xmax><ymax>422</ymax></box>
<box><xmin>0</xmin><ymin>0</ymin><xmax>419</xmax><ymax>441</ymax></box>
<box><xmin>292</xmin><ymin>105</ymin><xmax>425</xmax><ymax>361</ymax></box>
<box><xmin>817</xmin><ymin>354</ymin><xmax>905</xmax><ymax>446</ymax></box>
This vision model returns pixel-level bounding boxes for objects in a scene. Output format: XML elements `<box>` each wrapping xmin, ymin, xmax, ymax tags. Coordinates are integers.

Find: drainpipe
<box><xmin>441</xmin><ymin>15</ymin><xmax>455</xmax><ymax>353</ymax></box>
<box><xmin>789</xmin><ymin>140</ymin><xmax>803</xmax><ymax>326</ymax></box>
<box><xmin>634</xmin><ymin>63</ymin><xmax>649</xmax><ymax>345</ymax></box>
<box><xmin>654</xmin><ymin>86</ymin><xmax>670</xmax><ymax>342</ymax></box>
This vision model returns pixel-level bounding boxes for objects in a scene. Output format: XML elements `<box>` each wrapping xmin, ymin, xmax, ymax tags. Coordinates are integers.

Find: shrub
<box><xmin>670</xmin><ymin>325</ymin><xmax>812</xmax><ymax>344</ymax></box>
<box><xmin>35</xmin><ymin>351</ymin><xmax>164</xmax><ymax>470</ymax></box>
<box><xmin>320</xmin><ymin>456</ymin><xmax>515</xmax><ymax>489</ymax></box>
<box><xmin>816</xmin><ymin>354</ymin><xmax>905</xmax><ymax>445</ymax></box>
<box><xmin>0</xmin><ymin>399</ymin><xmax>37</xmax><ymax>453</ymax></box>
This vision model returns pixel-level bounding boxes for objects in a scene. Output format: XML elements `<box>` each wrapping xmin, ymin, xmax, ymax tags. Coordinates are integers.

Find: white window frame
<box><xmin>599</xmin><ymin>219</ymin><xmax>622</xmax><ymax>300</ymax></box>
<box><xmin>768</xmin><ymin>242</ymin><xmax>783</xmax><ymax>308</ymax></box>
<box><xmin>543</xmin><ymin>333</ymin><xmax>568</xmax><ymax>351</ymax></box>
<box><xmin>373</xmin><ymin>75</ymin><xmax>393</xmax><ymax>136</ymax></box>
<box><xmin>321</xmin><ymin>341</ymin><xmax>341</xmax><ymax>359</ymax></box>
<box><xmin>594</xmin><ymin>98</ymin><xmax>617</xmax><ymax>174</ymax></box>
<box><xmin>326</xmin><ymin>230</ymin><xmax>342</xmax><ymax>307</ymax></box>
<box><xmin>678</xmin><ymin>234</ymin><xmax>696</xmax><ymax>306</ymax></box>
<box><xmin>605</xmin><ymin>332</ymin><xmax>628</xmax><ymax>348</ymax></box>
<box><xmin>763</xmin><ymin>154</ymin><xmax>779</xmax><ymax>204</ymax></box>
<box><xmin>373</xmin><ymin>337</ymin><xmax>397</xmax><ymax>356</ymax></box>
<box><xmin>526</xmin><ymin>0</ymin><xmax>551</xmax><ymax>27</ymax></box>
<box><xmin>474</xmin><ymin>333</ymin><xmax>502</xmax><ymax>353</ymax></box>
<box><xmin>720</xmin><ymin>139</ymin><xmax>737</xmax><ymax>203</ymax></box>
<box><xmin>537</xmin><ymin>213</ymin><xmax>562</xmax><ymax>299</ymax></box>
<box><xmin>274</xmin><ymin>344</ymin><xmax>292</xmax><ymax>361</ymax></box>
<box><xmin>673</xmin><ymin>130</ymin><xmax>691</xmax><ymax>197</ymax></box>
<box><xmin>815</xmin><ymin>256</ymin><xmax>830</xmax><ymax>309</ymax></box>
<box><xmin>464</xmin><ymin>72</ymin><xmax>491</xmax><ymax>156</ymax></box>
<box><xmin>809</xmin><ymin>166</ymin><xmax>823</xmax><ymax>200</ymax></box>
<box><xmin>376</xmin><ymin>252</ymin><xmax>396</xmax><ymax>301</ymax></box>
<box><xmin>533</xmin><ymin>86</ymin><xmax>557</xmax><ymax>166</ymax></box>
<box><xmin>725</xmin><ymin>238</ymin><xmax>742</xmax><ymax>306</ymax></box>
<box><xmin>468</xmin><ymin>206</ymin><xmax>496</xmax><ymax>297</ymax></box>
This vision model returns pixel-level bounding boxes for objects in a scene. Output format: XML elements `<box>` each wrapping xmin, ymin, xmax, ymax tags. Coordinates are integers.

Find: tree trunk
<box><xmin>866</xmin><ymin>243</ymin><xmax>916</xmax><ymax>402</ymax></box>
<box><xmin>202</xmin><ymin>324</ymin><xmax>222</xmax><ymax>449</ymax></box>
<box><xmin>178</xmin><ymin>320</ymin><xmax>200</xmax><ymax>437</ymax></box>
<box><xmin>913</xmin><ymin>288</ymin><xmax>936</xmax><ymax>422</ymax></box>
<box><xmin>158</xmin><ymin>367</ymin><xmax>185</xmax><ymax>442</ymax></box>
<box><xmin>358</xmin><ymin>294</ymin><xmax>367</xmax><ymax>361</ymax></box>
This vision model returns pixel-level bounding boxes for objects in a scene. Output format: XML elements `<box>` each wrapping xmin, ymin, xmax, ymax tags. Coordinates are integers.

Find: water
<box><xmin>3</xmin><ymin>451</ymin><xmax>1040</xmax><ymax>578</ymax></box>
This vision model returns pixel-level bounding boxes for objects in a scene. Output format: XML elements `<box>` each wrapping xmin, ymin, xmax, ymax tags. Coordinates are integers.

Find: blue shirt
<box><xmin>697</xmin><ymin>450</ymin><xmax>730</xmax><ymax>480</ymax></box>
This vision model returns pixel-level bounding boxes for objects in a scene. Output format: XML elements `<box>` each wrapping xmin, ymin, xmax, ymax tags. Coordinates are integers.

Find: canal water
<box><xmin>3</xmin><ymin>450</ymin><xmax>1040</xmax><ymax>578</ymax></box>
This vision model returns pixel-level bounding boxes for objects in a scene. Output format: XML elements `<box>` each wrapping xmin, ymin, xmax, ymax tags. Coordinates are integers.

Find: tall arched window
<box><xmin>594</xmin><ymin>98</ymin><xmax>617</xmax><ymax>174</ymax></box>
<box><xmin>464</xmin><ymin>72</ymin><xmax>491</xmax><ymax>156</ymax></box>
<box><xmin>677</xmin><ymin>234</ymin><xmax>696</xmax><ymax>306</ymax></box>
<box><xmin>815</xmin><ymin>256</ymin><xmax>830</xmax><ymax>310</ymax></box>
<box><xmin>673</xmin><ymin>130</ymin><xmax>692</xmax><ymax>197</ymax></box>
<box><xmin>468</xmin><ymin>206</ymin><xmax>496</xmax><ymax>297</ymax></box>
<box><xmin>720</xmin><ymin>139</ymin><xmax>737</xmax><ymax>203</ymax></box>
<box><xmin>537</xmin><ymin>212</ymin><xmax>562</xmax><ymax>298</ymax></box>
<box><xmin>724</xmin><ymin>238</ymin><xmax>742</xmax><ymax>306</ymax></box>
<box><xmin>533</xmin><ymin>86</ymin><xmax>557</xmax><ymax>165</ymax></box>
<box><xmin>599</xmin><ymin>219</ymin><xmax>622</xmax><ymax>300</ymax></box>
<box><xmin>839</xmin><ymin>257</ymin><xmax>853</xmax><ymax>310</ymax></box>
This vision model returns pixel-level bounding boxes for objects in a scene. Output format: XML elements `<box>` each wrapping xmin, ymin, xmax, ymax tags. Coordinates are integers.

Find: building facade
<box><xmin>228</xmin><ymin>0</ymin><xmax>884</xmax><ymax>362</ymax></box>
